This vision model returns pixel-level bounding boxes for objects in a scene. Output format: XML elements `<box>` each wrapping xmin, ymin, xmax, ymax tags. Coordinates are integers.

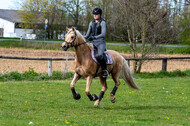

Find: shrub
<box><xmin>170</xmin><ymin>70</ymin><xmax>186</xmax><ymax>77</ymax></box>
<box><xmin>51</xmin><ymin>71</ymin><xmax>74</xmax><ymax>80</ymax></box>
<box><xmin>38</xmin><ymin>73</ymin><xmax>50</xmax><ymax>80</ymax></box>
<box><xmin>63</xmin><ymin>72</ymin><xmax>74</xmax><ymax>79</ymax></box>
<box><xmin>184</xmin><ymin>70</ymin><xmax>190</xmax><ymax>76</ymax></box>
<box><xmin>0</xmin><ymin>69</ymin><xmax>188</xmax><ymax>81</ymax></box>
<box><xmin>135</xmin><ymin>69</ymin><xmax>190</xmax><ymax>78</ymax></box>
<box><xmin>0</xmin><ymin>71</ymin><xmax>23</xmax><ymax>81</ymax></box>
<box><xmin>23</xmin><ymin>68</ymin><xmax>38</xmax><ymax>77</ymax></box>
<box><xmin>22</xmin><ymin>68</ymin><xmax>38</xmax><ymax>80</ymax></box>
<box><xmin>51</xmin><ymin>71</ymin><xmax>64</xmax><ymax>80</ymax></box>
<box><xmin>9</xmin><ymin>71</ymin><xmax>23</xmax><ymax>80</ymax></box>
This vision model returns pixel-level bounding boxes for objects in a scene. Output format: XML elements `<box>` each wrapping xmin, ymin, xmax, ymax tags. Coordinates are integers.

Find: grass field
<box><xmin>0</xmin><ymin>77</ymin><xmax>189</xmax><ymax>126</ymax></box>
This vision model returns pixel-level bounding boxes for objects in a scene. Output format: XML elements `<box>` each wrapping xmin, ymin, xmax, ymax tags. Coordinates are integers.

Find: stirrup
<box><xmin>102</xmin><ymin>70</ymin><xmax>109</xmax><ymax>78</ymax></box>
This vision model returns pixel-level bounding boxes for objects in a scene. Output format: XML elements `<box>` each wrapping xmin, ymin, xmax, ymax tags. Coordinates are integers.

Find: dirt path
<box><xmin>0</xmin><ymin>47</ymin><xmax>190</xmax><ymax>73</ymax></box>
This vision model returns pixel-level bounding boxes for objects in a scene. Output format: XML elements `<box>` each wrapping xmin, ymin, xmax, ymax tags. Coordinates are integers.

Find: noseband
<box><xmin>63</xmin><ymin>32</ymin><xmax>87</xmax><ymax>48</ymax></box>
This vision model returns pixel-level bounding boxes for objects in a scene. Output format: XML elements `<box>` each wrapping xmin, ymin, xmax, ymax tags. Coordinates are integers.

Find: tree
<box><xmin>63</xmin><ymin>0</ymin><xmax>85</xmax><ymax>29</ymax></box>
<box><xmin>178</xmin><ymin>1</ymin><xmax>190</xmax><ymax>45</ymax></box>
<box><xmin>112</xmin><ymin>0</ymin><xmax>175</xmax><ymax>73</ymax></box>
<box><xmin>19</xmin><ymin>0</ymin><xmax>66</xmax><ymax>39</ymax></box>
<box><xmin>81</xmin><ymin>0</ymin><xmax>114</xmax><ymax>39</ymax></box>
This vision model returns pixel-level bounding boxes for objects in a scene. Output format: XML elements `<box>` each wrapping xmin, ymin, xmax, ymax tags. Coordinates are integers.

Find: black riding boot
<box><xmin>100</xmin><ymin>57</ymin><xmax>109</xmax><ymax>78</ymax></box>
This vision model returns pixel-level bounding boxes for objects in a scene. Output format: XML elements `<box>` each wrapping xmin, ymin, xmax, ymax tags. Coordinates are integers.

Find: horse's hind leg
<box><xmin>94</xmin><ymin>77</ymin><xmax>107</xmax><ymax>107</ymax></box>
<box><xmin>110</xmin><ymin>72</ymin><xmax>121</xmax><ymax>103</ymax></box>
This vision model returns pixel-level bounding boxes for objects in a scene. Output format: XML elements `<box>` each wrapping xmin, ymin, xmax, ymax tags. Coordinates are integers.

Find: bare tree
<box><xmin>112</xmin><ymin>0</ymin><xmax>175</xmax><ymax>73</ymax></box>
<box><xmin>64</xmin><ymin>0</ymin><xmax>82</xmax><ymax>28</ymax></box>
<box><xmin>81</xmin><ymin>0</ymin><xmax>114</xmax><ymax>38</ymax></box>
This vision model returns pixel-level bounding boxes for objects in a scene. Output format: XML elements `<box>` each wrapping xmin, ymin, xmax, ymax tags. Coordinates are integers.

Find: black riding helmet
<box><xmin>93</xmin><ymin>7</ymin><xmax>102</xmax><ymax>15</ymax></box>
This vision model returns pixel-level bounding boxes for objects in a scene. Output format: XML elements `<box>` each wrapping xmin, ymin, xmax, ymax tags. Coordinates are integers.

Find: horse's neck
<box><xmin>75</xmin><ymin>39</ymin><xmax>91</xmax><ymax>64</ymax></box>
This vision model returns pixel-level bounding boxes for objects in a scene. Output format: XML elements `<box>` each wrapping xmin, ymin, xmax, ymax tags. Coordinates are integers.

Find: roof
<box><xmin>0</xmin><ymin>9</ymin><xmax>21</xmax><ymax>23</ymax></box>
<box><xmin>0</xmin><ymin>9</ymin><xmax>76</xmax><ymax>26</ymax></box>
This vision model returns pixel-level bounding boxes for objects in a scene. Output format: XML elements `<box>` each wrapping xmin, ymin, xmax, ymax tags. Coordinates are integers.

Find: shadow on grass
<box><xmin>94</xmin><ymin>105</ymin><xmax>188</xmax><ymax>110</ymax></box>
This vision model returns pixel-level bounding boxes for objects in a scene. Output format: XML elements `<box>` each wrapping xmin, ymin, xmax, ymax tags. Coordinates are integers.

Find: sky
<box><xmin>0</xmin><ymin>0</ymin><xmax>21</xmax><ymax>10</ymax></box>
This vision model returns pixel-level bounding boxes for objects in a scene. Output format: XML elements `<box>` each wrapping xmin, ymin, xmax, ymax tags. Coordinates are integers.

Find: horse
<box><xmin>61</xmin><ymin>26</ymin><xmax>140</xmax><ymax>107</ymax></box>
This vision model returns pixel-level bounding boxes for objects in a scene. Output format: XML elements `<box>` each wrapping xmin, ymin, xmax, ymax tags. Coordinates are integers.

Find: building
<box><xmin>0</xmin><ymin>9</ymin><xmax>35</xmax><ymax>39</ymax></box>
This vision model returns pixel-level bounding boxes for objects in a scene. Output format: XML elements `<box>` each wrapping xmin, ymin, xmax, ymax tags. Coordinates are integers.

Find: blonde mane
<box><xmin>76</xmin><ymin>30</ymin><xmax>86</xmax><ymax>42</ymax></box>
<box><xmin>67</xmin><ymin>28</ymin><xmax>90</xmax><ymax>48</ymax></box>
<box><xmin>76</xmin><ymin>30</ymin><xmax>92</xmax><ymax>48</ymax></box>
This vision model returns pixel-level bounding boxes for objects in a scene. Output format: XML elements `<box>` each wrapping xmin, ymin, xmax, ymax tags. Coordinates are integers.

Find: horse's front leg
<box><xmin>71</xmin><ymin>73</ymin><xmax>81</xmax><ymax>100</ymax></box>
<box><xmin>94</xmin><ymin>77</ymin><xmax>107</xmax><ymax>107</ymax></box>
<box><xmin>85</xmin><ymin>76</ymin><xmax>98</xmax><ymax>101</ymax></box>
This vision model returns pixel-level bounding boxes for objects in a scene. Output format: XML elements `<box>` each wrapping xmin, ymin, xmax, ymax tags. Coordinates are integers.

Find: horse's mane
<box><xmin>68</xmin><ymin>28</ymin><xmax>90</xmax><ymax>48</ymax></box>
<box><xmin>76</xmin><ymin>30</ymin><xmax>86</xmax><ymax>42</ymax></box>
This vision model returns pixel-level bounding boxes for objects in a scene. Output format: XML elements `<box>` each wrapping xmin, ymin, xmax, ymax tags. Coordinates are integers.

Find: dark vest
<box><xmin>91</xmin><ymin>19</ymin><xmax>105</xmax><ymax>36</ymax></box>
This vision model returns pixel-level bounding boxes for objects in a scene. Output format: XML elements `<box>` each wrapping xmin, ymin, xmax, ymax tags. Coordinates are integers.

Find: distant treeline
<box><xmin>19</xmin><ymin>0</ymin><xmax>190</xmax><ymax>44</ymax></box>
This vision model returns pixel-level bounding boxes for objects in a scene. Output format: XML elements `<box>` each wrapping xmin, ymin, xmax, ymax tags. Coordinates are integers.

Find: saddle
<box><xmin>91</xmin><ymin>48</ymin><xmax>113</xmax><ymax>65</ymax></box>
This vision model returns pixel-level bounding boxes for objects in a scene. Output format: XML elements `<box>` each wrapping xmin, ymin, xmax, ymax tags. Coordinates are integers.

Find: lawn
<box><xmin>0</xmin><ymin>77</ymin><xmax>189</xmax><ymax>126</ymax></box>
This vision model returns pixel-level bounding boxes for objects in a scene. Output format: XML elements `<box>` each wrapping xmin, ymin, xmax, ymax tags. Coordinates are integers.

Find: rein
<box><xmin>63</xmin><ymin>32</ymin><xmax>88</xmax><ymax>48</ymax></box>
<box><xmin>74</xmin><ymin>41</ymin><xmax>88</xmax><ymax>47</ymax></box>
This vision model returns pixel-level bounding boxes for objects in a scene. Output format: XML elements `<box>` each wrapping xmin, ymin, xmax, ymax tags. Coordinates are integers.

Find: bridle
<box><xmin>63</xmin><ymin>31</ymin><xmax>87</xmax><ymax>48</ymax></box>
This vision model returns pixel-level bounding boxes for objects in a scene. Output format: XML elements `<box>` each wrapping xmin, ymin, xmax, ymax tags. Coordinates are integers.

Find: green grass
<box><xmin>107</xmin><ymin>45</ymin><xmax>131</xmax><ymax>53</ymax></box>
<box><xmin>107</xmin><ymin>45</ymin><xmax>190</xmax><ymax>54</ymax></box>
<box><xmin>0</xmin><ymin>77</ymin><xmax>189</xmax><ymax>125</ymax></box>
<box><xmin>0</xmin><ymin>40</ymin><xmax>62</xmax><ymax>50</ymax></box>
<box><xmin>155</xmin><ymin>46</ymin><xmax>190</xmax><ymax>54</ymax></box>
<box><xmin>0</xmin><ymin>37</ymin><xmax>20</xmax><ymax>39</ymax></box>
<box><xmin>0</xmin><ymin>40</ymin><xmax>190</xmax><ymax>54</ymax></box>
<box><xmin>1</xmin><ymin>69</ymin><xmax>190</xmax><ymax>81</ymax></box>
<box><xmin>134</xmin><ymin>69</ymin><xmax>190</xmax><ymax>78</ymax></box>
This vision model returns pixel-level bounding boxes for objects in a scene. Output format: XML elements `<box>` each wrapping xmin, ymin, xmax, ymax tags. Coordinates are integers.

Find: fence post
<box><xmin>127</xmin><ymin>60</ymin><xmax>130</xmax><ymax>67</ymax></box>
<box><xmin>48</xmin><ymin>60</ymin><xmax>52</xmax><ymax>76</ymax></box>
<box><xmin>162</xmin><ymin>59</ymin><xmax>167</xmax><ymax>71</ymax></box>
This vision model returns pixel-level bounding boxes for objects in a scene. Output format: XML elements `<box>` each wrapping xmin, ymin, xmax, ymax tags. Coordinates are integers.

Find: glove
<box><xmin>88</xmin><ymin>36</ymin><xmax>95</xmax><ymax>41</ymax></box>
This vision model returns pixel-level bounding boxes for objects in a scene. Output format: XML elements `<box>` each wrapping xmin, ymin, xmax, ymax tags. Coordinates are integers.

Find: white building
<box><xmin>0</xmin><ymin>9</ymin><xmax>35</xmax><ymax>39</ymax></box>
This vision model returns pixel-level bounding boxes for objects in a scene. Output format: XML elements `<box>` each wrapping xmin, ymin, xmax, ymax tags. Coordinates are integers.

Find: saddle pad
<box><xmin>91</xmin><ymin>49</ymin><xmax>113</xmax><ymax>65</ymax></box>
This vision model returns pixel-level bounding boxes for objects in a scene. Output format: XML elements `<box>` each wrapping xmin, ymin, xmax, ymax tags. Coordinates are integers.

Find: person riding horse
<box><xmin>84</xmin><ymin>7</ymin><xmax>109</xmax><ymax>78</ymax></box>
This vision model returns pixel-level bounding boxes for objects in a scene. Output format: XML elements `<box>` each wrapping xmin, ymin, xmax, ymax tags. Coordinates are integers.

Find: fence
<box><xmin>0</xmin><ymin>55</ymin><xmax>190</xmax><ymax>76</ymax></box>
<box><xmin>127</xmin><ymin>57</ymin><xmax>190</xmax><ymax>71</ymax></box>
<box><xmin>0</xmin><ymin>56</ymin><xmax>74</xmax><ymax>76</ymax></box>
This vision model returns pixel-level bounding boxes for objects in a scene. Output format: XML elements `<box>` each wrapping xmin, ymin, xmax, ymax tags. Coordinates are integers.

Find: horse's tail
<box><xmin>120</xmin><ymin>57</ymin><xmax>140</xmax><ymax>90</ymax></box>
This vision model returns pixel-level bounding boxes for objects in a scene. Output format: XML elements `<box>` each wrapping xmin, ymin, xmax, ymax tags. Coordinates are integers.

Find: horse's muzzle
<box><xmin>61</xmin><ymin>45</ymin><xmax>69</xmax><ymax>51</ymax></box>
<box><xmin>61</xmin><ymin>42</ymin><xmax>69</xmax><ymax>51</ymax></box>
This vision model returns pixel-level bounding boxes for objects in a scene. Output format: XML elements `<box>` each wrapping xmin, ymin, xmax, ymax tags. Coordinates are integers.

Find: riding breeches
<box><xmin>93</xmin><ymin>42</ymin><xmax>106</xmax><ymax>61</ymax></box>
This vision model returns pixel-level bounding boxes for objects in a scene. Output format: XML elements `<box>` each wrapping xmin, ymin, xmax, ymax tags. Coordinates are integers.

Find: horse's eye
<box><xmin>71</xmin><ymin>36</ymin><xmax>74</xmax><ymax>39</ymax></box>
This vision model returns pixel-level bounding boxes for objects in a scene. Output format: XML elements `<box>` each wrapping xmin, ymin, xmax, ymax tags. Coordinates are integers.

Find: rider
<box><xmin>84</xmin><ymin>7</ymin><xmax>109</xmax><ymax>78</ymax></box>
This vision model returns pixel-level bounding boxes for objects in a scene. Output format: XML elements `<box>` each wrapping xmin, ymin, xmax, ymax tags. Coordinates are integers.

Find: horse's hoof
<box><xmin>110</xmin><ymin>94</ymin><xmax>116</xmax><ymax>103</ymax></box>
<box><xmin>111</xmin><ymin>97</ymin><xmax>116</xmax><ymax>103</ymax></box>
<box><xmin>74</xmin><ymin>92</ymin><xmax>81</xmax><ymax>100</ymax></box>
<box><xmin>92</xmin><ymin>94</ymin><xmax>98</xmax><ymax>101</ymax></box>
<box><xmin>94</xmin><ymin>100</ymin><xmax>100</xmax><ymax>107</ymax></box>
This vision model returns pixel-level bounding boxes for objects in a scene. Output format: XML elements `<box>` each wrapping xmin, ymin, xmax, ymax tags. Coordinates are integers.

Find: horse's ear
<box><xmin>72</xmin><ymin>26</ymin><xmax>75</xmax><ymax>32</ymax></box>
<box><xmin>66</xmin><ymin>27</ymin><xmax>69</xmax><ymax>32</ymax></box>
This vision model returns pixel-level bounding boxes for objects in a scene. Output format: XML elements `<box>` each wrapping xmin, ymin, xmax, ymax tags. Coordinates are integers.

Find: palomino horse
<box><xmin>61</xmin><ymin>27</ymin><xmax>140</xmax><ymax>107</ymax></box>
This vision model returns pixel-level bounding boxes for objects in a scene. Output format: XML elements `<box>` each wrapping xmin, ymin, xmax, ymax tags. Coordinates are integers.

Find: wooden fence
<box><xmin>0</xmin><ymin>56</ymin><xmax>74</xmax><ymax>76</ymax></box>
<box><xmin>127</xmin><ymin>57</ymin><xmax>190</xmax><ymax>71</ymax></box>
<box><xmin>0</xmin><ymin>55</ymin><xmax>190</xmax><ymax>76</ymax></box>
